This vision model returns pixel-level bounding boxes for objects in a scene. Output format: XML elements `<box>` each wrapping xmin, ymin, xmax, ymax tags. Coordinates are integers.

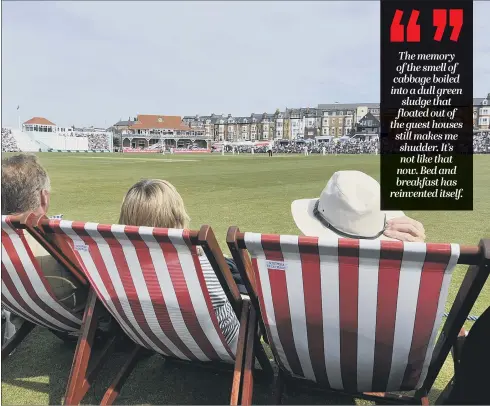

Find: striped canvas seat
<box><xmin>46</xmin><ymin>220</ymin><xmax>235</xmax><ymax>364</ymax></box>
<box><xmin>1</xmin><ymin>215</ymin><xmax>82</xmax><ymax>333</ymax></box>
<box><xmin>242</xmin><ymin>233</ymin><xmax>460</xmax><ymax>393</ymax></box>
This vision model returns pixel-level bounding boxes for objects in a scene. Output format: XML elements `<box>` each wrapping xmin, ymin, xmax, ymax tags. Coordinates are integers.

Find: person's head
<box><xmin>1</xmin><ymin>154</ymin><xmax>51</xmax><ymax>216</ymax></box>
<box><xmin>291</xmin><ymin>170</ymin><xmax>405</xmax><ymax>241</ymax></box>
<box><xmin>118</xmin><ymin>179</ymin><xmax>190</xmax><ymax>229</ymax></box>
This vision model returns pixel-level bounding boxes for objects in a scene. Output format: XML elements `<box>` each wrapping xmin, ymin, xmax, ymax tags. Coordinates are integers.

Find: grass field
<box><xmin>2</xmin><ymin>152</ymin><xmax>490</xmax><ymax>405</ymax></box>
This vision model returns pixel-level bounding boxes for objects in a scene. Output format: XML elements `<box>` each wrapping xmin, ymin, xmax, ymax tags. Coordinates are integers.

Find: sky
<box><xmin>2</xmin><ymin>1</ymin><xmax>489</xmax><ymax>128</ymax></box>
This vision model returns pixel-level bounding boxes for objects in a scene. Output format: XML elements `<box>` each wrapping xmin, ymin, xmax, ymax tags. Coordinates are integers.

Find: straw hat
<box><xmin>291</xmin><ymin>171</ymin><xmax>404</xmax><ymax>240</ymax></box>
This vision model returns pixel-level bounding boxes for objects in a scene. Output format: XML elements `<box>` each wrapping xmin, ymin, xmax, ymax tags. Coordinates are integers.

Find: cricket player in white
<box><xmin>322</xmin><ymin>145</ymin><xmax>326</xmax><ymax>155</ymax></box>
<box><xmin>304</xmin><ymin>145</ymin><xmax>309</xmax><ymax>156</ymax></box>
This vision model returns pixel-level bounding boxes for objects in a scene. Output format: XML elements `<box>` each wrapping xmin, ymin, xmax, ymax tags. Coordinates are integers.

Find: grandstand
<box><xmin>115</xmin><ymin>114</ymin><xmax>212</xmax><ymax>152</ymax></box>
<box><xmin>1</xmin><ymin>117</ymin><xmax>113</xmax><ymax>153</ymax></box>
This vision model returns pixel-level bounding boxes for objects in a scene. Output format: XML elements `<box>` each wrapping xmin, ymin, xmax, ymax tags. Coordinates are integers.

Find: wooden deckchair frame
<box><xmin>33</xmin><ymin>217</ymin><xmax>273</xmax><ymax>405</ymax></box>
<box><xmin>226</xmin><ymin>226</ymin><xmax>490</xmax><ymax>405</ymax></box>
<box><xmin>1</xmin><ymin>213</ymin><xmax>115</xmax><ymax>405</ymax></box>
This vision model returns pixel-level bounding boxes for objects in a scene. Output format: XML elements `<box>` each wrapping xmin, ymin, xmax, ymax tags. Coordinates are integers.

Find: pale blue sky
<box><xmin>2</xmin><ymin>1</ymin><xmax>489</xmax><ymax>128</ymax></box>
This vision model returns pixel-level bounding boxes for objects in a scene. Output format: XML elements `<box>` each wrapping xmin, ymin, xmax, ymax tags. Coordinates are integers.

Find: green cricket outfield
<box><xmin>2</xmin><ymin>152</ymin><xmax>489</xmax><ymax>404</ymax></box>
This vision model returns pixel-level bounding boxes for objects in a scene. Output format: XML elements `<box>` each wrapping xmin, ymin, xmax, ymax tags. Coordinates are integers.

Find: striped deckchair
<box><xmin>1</xmin><ymin>215</ymin><xmax>84</xmax><ymax>356</ymax></box>
<box><xmin>227</xmin><ymin>227</ymin><xmax>490</xmax><ymax>405</ymax></box>
<box><xmin>2</xmin><ymin>214</ymin><xmax>117</xmax><ymax>405</ymax></box>
<box><xmin>34</xmin><ymin>218</ymin><xmax>272</xmax><ymax>405</ymax></box>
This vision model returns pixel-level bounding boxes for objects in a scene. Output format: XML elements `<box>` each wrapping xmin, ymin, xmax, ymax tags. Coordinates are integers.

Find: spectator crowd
<box><xmin>474</xmin><ymin>132</ymin><xmax>490</xmax><ymax>153</ymax></box>
<box><xmin>87</xmin><ymin>133</ymin><xmax>110</xmax><ymax>150</ymax></box>
<box><xmin>1</xmin><ymin>128</ymin><xmax>19</xmax><ymax>152</ymax></box>
<box><xmin>219</xmin><ymin>134</ymin><xmax>490</xmax><ymax>155</ymax></box>
<box><xmin>220</xmin><ymin>139</ymin><xmax>379</xmax><ymax>154</ymax></box>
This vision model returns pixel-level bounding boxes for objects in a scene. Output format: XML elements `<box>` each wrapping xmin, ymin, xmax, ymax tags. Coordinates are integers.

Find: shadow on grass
<box><xmin>2</xmin><ymin>328</ymin><xmax>364</xmax><ymax>405</ymax></box>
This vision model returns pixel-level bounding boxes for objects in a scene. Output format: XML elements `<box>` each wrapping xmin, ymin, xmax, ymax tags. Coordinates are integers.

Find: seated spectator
<box><xmin>1</xmin><ymin>154</ymin><xmax>88</xmax><ymax>340</ymax></box>
<box><xmin>291</xmin><ymin>170</ymin><xmax>426</xmax><ymax>242</ymax></box>
<box><xmin>2</xmin><ymin>154</ymin><xmax>88</xmax><ymax>308</ymax></box>
<box><xmin>118</xmin><ymin>179</ymin><xmax>240</xmax><ymax>353</ymax></box>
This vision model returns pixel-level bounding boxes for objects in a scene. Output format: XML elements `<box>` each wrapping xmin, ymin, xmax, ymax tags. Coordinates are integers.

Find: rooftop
<box><xmin>317</xmin><ymin>103</ymin><xmax>380</xmax><ymax>110</ymax></box>
<box><xmin>129</xmin><ymin>115</ymin><xmax>191</xmax><ymax>131</ymax></box>
<box><xmin>23</xmin><ymin>117</ymin><xmax>56</xmax><ymax>126</ymax></box>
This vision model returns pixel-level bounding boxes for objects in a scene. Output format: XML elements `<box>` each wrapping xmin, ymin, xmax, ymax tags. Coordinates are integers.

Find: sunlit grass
<box><xmin>2</xmin><ymin>152</ymin><xmax>489</xmax><ymax>404</ymax></box>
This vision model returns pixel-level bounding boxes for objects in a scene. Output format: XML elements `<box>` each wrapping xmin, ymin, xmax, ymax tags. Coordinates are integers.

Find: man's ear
<box><xmin>40</xmin><ymin>189</ymin><xmax>50</xmax><ymax>214</ymax></box>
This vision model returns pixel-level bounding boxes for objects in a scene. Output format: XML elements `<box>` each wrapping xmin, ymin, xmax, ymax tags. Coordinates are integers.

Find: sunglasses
<box><xmin>313</xmin><ymin>200</ymin><xmax>387</xmax><ymax>240</ymax></box>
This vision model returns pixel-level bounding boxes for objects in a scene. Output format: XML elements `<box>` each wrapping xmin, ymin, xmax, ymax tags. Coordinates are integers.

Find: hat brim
<box><xmin>291</xmin><ymin>198</ymin><xmax>405</xmax><ymax>241</ymax></box>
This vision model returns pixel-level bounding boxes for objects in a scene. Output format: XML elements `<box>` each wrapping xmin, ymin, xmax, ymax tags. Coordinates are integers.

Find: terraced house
<box><xmin>274</xmin><ymin>110</ymin><xmax>285</xmax><ymax>140</ymax></box>
<box><xmin>182</xmin><ymin>93</ymin><xmax>490</xmax><ymax>143</ymax></box>
<box><xmin>319</xmin><ymin>107</ymin><xmax>355</xmax><ymax>137</ymax></box>
<box><xmin>474</xmin><ymin>94</ymin><xmax>490</xmax><ymax>130</ymax></box>
<box><xmin>237</xmin><ymin>116</ymin><xmax>251</xmax><ymax>141</ymax></box>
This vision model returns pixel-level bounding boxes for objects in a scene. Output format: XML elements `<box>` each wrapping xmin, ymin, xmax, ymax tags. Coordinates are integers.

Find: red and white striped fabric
<box><xmin>244</xmin><ymin>233</ymin><xmax>460</xmax><ymax>393</ymax></box>
<box><xmin>1</xmin><ymin>216</ymin><xmax>82</xmax><ymax>332</ymax></box>
<box><xmin>46</xmin><ymin>220</ymin><xmax>235</xmax><ymax>363</ymax></box>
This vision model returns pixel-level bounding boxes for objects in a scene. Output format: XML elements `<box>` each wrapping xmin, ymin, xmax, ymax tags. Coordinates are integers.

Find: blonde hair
<box><xmin>1</xmin><ymin>154</ymin><xmax>51</xmax><ymax>215</ymax></box>
<box><xmin>118</xmin><ymin>179</ymin><xmax>190</xmax><ymax>229</ymax></box>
